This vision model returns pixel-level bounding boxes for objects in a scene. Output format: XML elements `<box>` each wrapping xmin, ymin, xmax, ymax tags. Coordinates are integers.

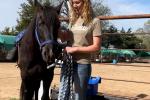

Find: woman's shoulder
<box><xmin>90</xmin><ymin>17</ymin><xmax>100</xmax><ymax>27</ymax></box>
<box><xmin>92</xmin><ymin>17</ymin><xmax>100</xmax><ymax>24</ymax></box>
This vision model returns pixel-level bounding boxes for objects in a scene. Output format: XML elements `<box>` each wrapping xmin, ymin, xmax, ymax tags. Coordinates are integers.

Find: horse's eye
<box><xmin>41</xmin><ymin>21</ymin><xmax>45</xmax><ymax>25</ymax></box>
<box><xmin>39</xmin><ymin>21</ymin><xmax>45</xmax><ymax>26</ymax></box>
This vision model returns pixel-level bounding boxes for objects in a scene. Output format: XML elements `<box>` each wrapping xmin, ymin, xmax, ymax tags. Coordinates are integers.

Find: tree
<box><xmin>137</xmin><ymin>35</ymin><xmax>150</xmax><ymax>49</ymax></box>
<box><xmin>14</xmin><ymin>0</ymin><xmax>111</xmax><ymax>33</ymax></box>
<box><xmin>15</xmin><ymin>0</ymin><xmax>35</xmax><ymax>33</ymax></box>
<box><xmin>135</xmin><ymin>28</ymin><xmax>145</xmax><ymax>33</ymax></box>
<box><xmin>135</xmin><ymin>20</ymin><xmax>150</xmax><ymax>49</ymax></box>
<box><xmin>120</xmin><ymin>27</ymin><xmax>126</xmax><ymax>33</ymax></box>
<box><xmin>92</xmin><ymin>0</ymin><xmax>111</xmax><ymax>31</ymax></box>
<box><xmin>15</xmin><ymin>0</ymin><xmax>63</xmax><ymax>34</ymax></box>
<box><xmin>127</xmin><ymin>28</ymin><xmax>132</xmax><ymax>33</ymax></box>
<box><xmin>102</xmin><ymin>25</ymin><xmax>122</xmax><ymax>48</ymax></box>
<box><xmin>1</xmin><ymin>27</ymin><xmax>16</xmax><ymax>35</ymax></box>
<box><xmin>92</xmin><ymin>0</ymin><xmax>111</xmax><ymax>17</ymax></box>
<box><xmin>144</xmin><ymin>20</ymin><xmax>150</xmax><ymax>33</ymax></box>
<box><xmin>102</xmin><ymin>25</ymin><xmax>144</xmax><ymax>49</ymax></box>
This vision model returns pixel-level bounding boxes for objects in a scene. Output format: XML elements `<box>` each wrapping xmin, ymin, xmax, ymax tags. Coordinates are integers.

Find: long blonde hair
<box><xmin>69</xmin><ymin>0</ymin><xmax>93</xmax><ymax>25</ymax></box>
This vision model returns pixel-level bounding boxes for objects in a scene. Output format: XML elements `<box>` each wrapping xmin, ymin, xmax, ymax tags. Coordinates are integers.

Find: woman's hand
<box><xmin>65</xmin><ymin>47</ymin><xmax>78</xmax><ymax>54</ymax></box>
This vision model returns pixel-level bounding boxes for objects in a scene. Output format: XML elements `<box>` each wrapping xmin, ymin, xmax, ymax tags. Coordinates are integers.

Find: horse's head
<box><xmin>34</xmin><ymin>0</ymin><xmax>62</xmax><ymax>64</ymax></box>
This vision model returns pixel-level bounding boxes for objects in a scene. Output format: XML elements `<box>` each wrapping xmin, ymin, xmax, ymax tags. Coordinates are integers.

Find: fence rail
<box><xmin>97</xmin><ymin>14</ymin><xmax>150</xmax><ymax>20</ymax></box>
<box><xmin>59</xmin><ymin>14</ymin><xmax>150</xmax><ymax>21</ymax></box>
<box><xmin>102</xmin><ymin>33</ymin><xmax>150</xmax><ymax>35</ymax></box>
<box><xmin>101</xmin><ymin>49</ymin><xmax>150</xmax><ymax>51</ymax></box>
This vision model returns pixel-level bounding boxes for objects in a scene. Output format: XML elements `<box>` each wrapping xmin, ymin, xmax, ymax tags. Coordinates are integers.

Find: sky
<box><xmin>0</xmin><ymin>0</ymin><xmax>150</xmax><ymax>31</ymax></box>
<box><xmin>0</xmin><ymin>0</ymin><xmax>27</xmax><ymax>31</ymax></box>
<box><xmin>104</xmin><ymin>0</ymin><xmax>150</xmax><ymax>31</ymax></box>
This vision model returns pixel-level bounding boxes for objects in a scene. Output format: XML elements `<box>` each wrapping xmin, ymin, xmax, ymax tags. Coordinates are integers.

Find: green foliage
<box><xmin>120</xmin><ymin>27</ymin><xmax>126</xmax><ymax>33</ymax></box>
<box><xmin>15</xmin><ymin>0</ymin><xmax>62</xmax><ymax>34</ymax></box>
<box><xmin>121</xmin><ymin>35</ymin><xmax>143</xmax><ymax>49</ymax></box>
<box><xmin>92</xmin><ymin>0</ymin><xmax>111</xmax><ymax>31</ymax></box>
<box><xmin>15</xmin><ymin>0</ymin><xmax>35</xmax><ymax>33</ymax></box>
<box><xmin>92</xmin><ymin>0</ymin><xmax>111</xmax><ymax>17</ymax></box>
<box><xmin>136</xmin><ymin>20</ymin><xmax>150</xmax><ymax>49</ymax></box>
<box><xmin>0</xmin><ymin>27</ymin><xmax>16</xmax><ymax>35</ymax></box>
<box><xmin>102</xmin><ymin>25</ymin><xmax>144</xmax><ymax>49</ymax></box>
<box><xmin>137</xmin><ymin>35</ymin><xmax>150</xmax><ymax>49</ymax></box>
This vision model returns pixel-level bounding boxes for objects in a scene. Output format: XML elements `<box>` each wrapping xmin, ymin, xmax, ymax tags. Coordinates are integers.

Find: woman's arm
<box><xmin>65</xmin><ymin>36</ymin><xmax>101</xmax><ymax>54</ymax></box>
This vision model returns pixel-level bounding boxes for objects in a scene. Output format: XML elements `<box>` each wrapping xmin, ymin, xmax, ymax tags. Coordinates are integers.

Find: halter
<box><xmin>35</xmin><ymin>19</ymin><xmax>57</xmax><ymax>50</ymax></box>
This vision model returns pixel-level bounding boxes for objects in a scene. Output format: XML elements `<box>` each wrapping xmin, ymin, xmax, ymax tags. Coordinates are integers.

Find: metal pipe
<box><xmin>59</xmin><ymin>14</ymin><xmax>150</xmax><ymax>21</ymax></box>
<box><xmin>97</xmin><ymin>14</ymin><xmax>150</xmax><ymax>20</ymax></box>
<box><xmin>101</xmin><ymin>48</ymin><xmax>150</xmax><ymax>51</ymax></box>
<box><xmin>102</xmin><ymin>33</ymin><xmax>150</xmax><ymax>35</ymax></box>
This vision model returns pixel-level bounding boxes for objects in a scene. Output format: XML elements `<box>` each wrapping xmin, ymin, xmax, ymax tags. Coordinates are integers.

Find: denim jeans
<box><xmin>58</xmin><ymin>62</ymin><xmax>91</xmax><ymax>100</ymax></box>
<box><xmin>73</xmin><ymin>62</ymin><xmax>91</xmax><ymax>100</ymax></box>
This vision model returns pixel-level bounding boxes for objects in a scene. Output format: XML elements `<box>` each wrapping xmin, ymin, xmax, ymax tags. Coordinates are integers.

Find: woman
<box><xmin>58</xmin><ymin>0</ymin><xmax>101</xmax><ymax>100</ymax></box>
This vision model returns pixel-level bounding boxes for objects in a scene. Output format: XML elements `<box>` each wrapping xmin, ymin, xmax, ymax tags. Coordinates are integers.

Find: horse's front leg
<box><xmin>20</xmin><ymin>80</ymin><xmax>34</xmax><ymax>100</ymax></box>
<box><xmin>34</xmin><ymin>80</ymin><xmax>40</xmax><ymax>100</ymax></box>
<box><xmin>42</xmin><ymin>67</ymin><xmax>54</xmax><ymax>100</ymax></box>
<box><xmin>20</xmin><ymin>81</ymin><xmax>24</xmax><ymax>100</ymax></box>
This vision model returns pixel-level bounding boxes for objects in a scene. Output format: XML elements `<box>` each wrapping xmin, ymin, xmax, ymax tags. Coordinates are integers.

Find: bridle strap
<box><xmin>35</xmin><ymin>19</ymin><xmax>57</xmax><ymax>49</ymax></box>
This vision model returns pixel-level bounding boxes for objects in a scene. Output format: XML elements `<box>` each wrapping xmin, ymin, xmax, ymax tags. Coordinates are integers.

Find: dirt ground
<box><xmin>0</xmin><ymin>62</ymin><xmax>150</xmax><ymax>100</ymax></box>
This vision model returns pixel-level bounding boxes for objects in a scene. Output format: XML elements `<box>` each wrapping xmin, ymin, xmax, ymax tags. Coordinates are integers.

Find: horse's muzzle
<box><xmin>41</xmin><ymin>45</ymin><xmax>54</xmax><ymax>63</ymax></box>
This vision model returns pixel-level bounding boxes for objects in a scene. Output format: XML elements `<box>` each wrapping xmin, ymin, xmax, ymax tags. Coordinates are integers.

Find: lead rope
<box><xmin>57</xmin><ymin>1</ymin><xmax>73</xmax><ymax>98</ymax></box>
<box><xmin>58</xmin><ymin>51</ymin><xmax>74</xmax><ymax>100</ymax></box>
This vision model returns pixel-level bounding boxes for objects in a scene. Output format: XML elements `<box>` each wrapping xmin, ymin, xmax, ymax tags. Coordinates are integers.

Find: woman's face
<box><xmin>72</xmin><ymin>0</ymin><xmax>84</xmax><ymax>15</ymax></box>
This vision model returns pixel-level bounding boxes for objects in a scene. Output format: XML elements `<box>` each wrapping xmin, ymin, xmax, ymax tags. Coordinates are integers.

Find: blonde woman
<box><xmin>58</xmin><ymin>0</ymin><xmax>101</xmax><ymax>100</ymax></box>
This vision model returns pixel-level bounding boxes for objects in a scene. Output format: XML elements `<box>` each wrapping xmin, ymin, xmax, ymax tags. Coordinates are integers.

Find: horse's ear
<box><xmin>34</xmin><ymin>0</ymin><xmax>38</xmax><ymax>6</ymax></box>
<box><xmin>34</xmin><ymin>0</ymin><xmax>43</xmax><ymax>11</ymax></box>
<box><xmin>55</xmin><ymin>1</ymin><xmax>64</xmax><ymax>14</ymax></box>
<box><xmin>34</xmin><ymin>0</ymin><xmax>42</xmax><ymax>8</ymax></box>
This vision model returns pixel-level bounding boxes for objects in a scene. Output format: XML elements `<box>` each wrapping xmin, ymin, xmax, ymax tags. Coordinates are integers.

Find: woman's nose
<box><xmin>73</xmin><ymin>4</ymin><xmax>78</xmax><ymax>8</ymax></box>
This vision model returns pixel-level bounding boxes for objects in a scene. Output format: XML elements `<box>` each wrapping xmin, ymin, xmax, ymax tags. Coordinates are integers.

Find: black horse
<box><xmin>17</xmin><ymin>1</ymin><xmax>62</xmax><ymax>100</ymax></box>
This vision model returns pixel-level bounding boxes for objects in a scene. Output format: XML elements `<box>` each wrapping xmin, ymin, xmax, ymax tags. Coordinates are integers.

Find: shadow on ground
<box><xmin>87</xmin><ymin>93</ymin><xmax>149</xmax><ymax>100</ymax></box>
<box><xmin>87</xmin><ymin>95</ymin><xmax>108</xmax><ymax>100</ymax></box>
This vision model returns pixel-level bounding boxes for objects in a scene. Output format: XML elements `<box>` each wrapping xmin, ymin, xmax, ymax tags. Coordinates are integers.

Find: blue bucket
<box><xmin>87</xmin><ymin>76</ymin><xmax>101</xmax><ymax>95</ymax></box>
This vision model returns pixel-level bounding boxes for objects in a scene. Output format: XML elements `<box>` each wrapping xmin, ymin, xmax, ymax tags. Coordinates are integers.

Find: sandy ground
<box><xmin>0</xmin><ymin>62</ymin><xmax>150</xmax><ymax>100</ymax></box>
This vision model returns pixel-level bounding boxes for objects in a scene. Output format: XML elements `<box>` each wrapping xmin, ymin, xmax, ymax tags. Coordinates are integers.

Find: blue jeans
<box><xmin>58</xmin><ymin>62</ymin><xmax>91</xmax><ymax>100</ymax></box>
<box><xmin>73</xmin><ymin>63</ymin><xmax>91</xmax><ymax>100</ymax></box>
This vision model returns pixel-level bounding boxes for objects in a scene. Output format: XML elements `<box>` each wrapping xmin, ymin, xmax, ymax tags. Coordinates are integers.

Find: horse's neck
<box><xmin>25</xmin><ymin>20</ymin><xmax>36</xmax><ymax>41</ymax></box>
<box><xmin>22</xmin><ymin>19</ymin><xmax>40</xmax><ymax>55</ymax></box>
<box><xmin>22</xmin><ymin>20</ymin><xmax>38</xmax><ymax>48</ymax></box>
